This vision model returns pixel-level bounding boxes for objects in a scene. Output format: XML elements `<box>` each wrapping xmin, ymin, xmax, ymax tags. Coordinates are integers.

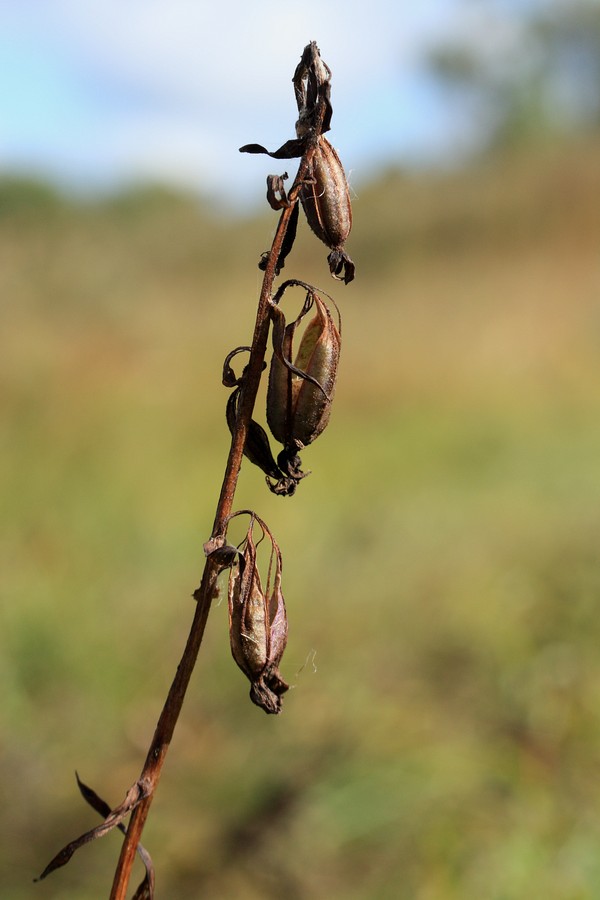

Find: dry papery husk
<box><xmin>226</xmin><ymin>511</ymin><xmax>289</xmax><ymax>714</ymax></box>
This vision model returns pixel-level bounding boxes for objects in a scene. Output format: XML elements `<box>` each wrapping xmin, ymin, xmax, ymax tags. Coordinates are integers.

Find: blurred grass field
<box><xmin>2</xmin><ymin>133</ymin><xmax>600</xmax><ymax>899</ymax></box>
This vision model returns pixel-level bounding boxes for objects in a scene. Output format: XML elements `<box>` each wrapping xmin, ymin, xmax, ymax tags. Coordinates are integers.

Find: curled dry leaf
<box><xmin>35</xmin><ymin>778</ymin><xmax>150</xmax><ymax>884</ymax></box>
<box><xmin>75</xmin><ymin>774</ymin><xmax>155</xmax><ymax>899</ymax></box>
<box><xmin>266</xmin><ymin>172</ymin><xmax>290</xmax><ymax>210</ymax></box>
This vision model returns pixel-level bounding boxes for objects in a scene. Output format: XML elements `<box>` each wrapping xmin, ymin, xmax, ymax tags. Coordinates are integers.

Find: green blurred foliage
<box><xmin>2</xmin><ymin>133</ymin><xmax>600</xmax><ymax>898</ymax></box>
<box><xmin>426</xmin><ymin>0</ymin><xmax>600</xmax><ymax>151</ymax></box>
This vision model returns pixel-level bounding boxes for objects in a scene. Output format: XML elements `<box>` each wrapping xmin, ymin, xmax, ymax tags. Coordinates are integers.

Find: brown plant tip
<box><xmin>227</xmin><ymin>512</ymin><xmax>289</xmax><ymax>714</ymax></box>
<box><xmin>239</xmin><ymin>42</ymin><xmax>355</xmax><ymax>284</ymax></box>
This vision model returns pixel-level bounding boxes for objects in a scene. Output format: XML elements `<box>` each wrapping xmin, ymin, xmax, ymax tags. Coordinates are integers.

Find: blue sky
<box><xmin>0</xmin><ymin>0</ymin><xmax>547</xmax><ymax>209</ymax></box>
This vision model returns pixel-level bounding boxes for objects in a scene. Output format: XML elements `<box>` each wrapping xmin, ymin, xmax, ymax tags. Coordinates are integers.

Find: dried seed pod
<box><xmin>267</xmin><ymin>280</ymin><xmax>341</xmax><ymax>451</ymax></box>
<box><xmin>300</xmin><ymin>136</ymin><xmax>355</xmax><ymax>283</ymax></box>
<box><xmin>300</xmin><ymin>137</ymin><xmax>352</xmax><ymax>253</ymax></box>
<box><xmin>227</xmin><ymin>514</ymin><xmax>289</xmax><ymax>714</ymax></box>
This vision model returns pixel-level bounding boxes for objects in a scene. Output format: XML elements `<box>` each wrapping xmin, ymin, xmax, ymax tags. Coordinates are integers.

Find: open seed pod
<box><xmin>227</xmin><ymin>512</ymin><xmax>289</xmax><ymax>714</ymax></box>
<box><xmin>266</xmin><ymin>280</ymin><xmax>341</xmax><ymax>491</ymax></box>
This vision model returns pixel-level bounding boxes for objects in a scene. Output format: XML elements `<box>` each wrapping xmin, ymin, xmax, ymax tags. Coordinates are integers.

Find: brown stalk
<box><xmin>107</xmin><ymin>148</ymin><xmax>318</xmax><ymax>900</ymax></box>
<box><xmin>36</xmin><ymin>40</ymin><xmax>348</xmax><ymax>898</ymax></box>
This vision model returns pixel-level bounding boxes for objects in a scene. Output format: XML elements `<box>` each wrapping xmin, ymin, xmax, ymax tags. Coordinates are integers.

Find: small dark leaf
<box><xmin>239</xmin><ymin>143</ymin><xmax>271</xmax><ymax>154</ymax></box>
<box><xmin>246</xmin><ymin>420</ymin><xmax>283</xmax><ymax>480</ymax></box>
<box><xmin>75</xmin><ymin>773</ymin><xmax>111</xmax><ymax>818</ymax></box>
<box><xmin>276</xmin><ymin>200</ymin><xmax>299</xmax><ymax>273</ymax></box>
<box><xmin>239</xmin><ymin>139</ymin><xmax>305</xmax><ymax>159</ymax></box>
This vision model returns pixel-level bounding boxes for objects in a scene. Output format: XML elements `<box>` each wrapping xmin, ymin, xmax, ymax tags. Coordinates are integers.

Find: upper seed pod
<box><xmin>266</xmin><ymin>281</ymin><xmax>341</xmax><ymax>488</ymax></box>
<box><xmin>227</xmin><ymin>513</ymin><xmax>289</xmax><ymax>714</ymax></box>
<box><xmin>300</xmin><ymin>137</ymin><xmax>355</xmax><ymax>284</ymax></box>
<box><xmin>239</xmin><ymin>42</ymin><xmax>355</xmax><ymax>284</ymax></box>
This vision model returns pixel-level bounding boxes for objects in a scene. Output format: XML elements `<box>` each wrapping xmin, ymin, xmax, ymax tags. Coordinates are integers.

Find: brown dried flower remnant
<box><xmin>227</xmin><ymin>512</ymin><xmax>289</xmax><ymax>714</ymax></box>
<box><xmin>240</xmin><ymin>41</ymin><xmax>355</xmax><ymax>284</ymax></box>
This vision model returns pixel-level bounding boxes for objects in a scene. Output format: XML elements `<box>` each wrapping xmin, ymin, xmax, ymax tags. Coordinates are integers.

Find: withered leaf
<box><xmin>239</xmin><ymin>139</ymin><xmax>304</xmax><ymax>159</ymax></box>
<box><xmin>35</xmin><ymin>779</ymin><xmax>149</xmax><ymax>883</ymax></box>
<box><xmin>75</xmin><ymin>774</ymin><xmax>155</xmax><ymax>899</ymax></box>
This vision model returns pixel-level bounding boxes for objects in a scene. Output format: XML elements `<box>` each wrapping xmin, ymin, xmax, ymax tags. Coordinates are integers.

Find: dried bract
<box><xmin>227</xmin><ymin>513</ymin><xmax>289</xmax><ymax>714</ymax></box>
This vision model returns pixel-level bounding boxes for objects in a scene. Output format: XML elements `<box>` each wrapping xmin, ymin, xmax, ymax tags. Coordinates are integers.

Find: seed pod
<box><xmin>228</xmin><ymin>516</ymin><xmax>289</xmax><ymax>715</ymax></box>
<box><xmin>267</xmin><ymin>281</ymin><xmax>341</xmax><ymax>451</ymax></box>
<box><xmin>301</xmin><ymin>138</ymin><xmax>351</xmax><ymax>249</ymax></box>
<box><xmin>300</xmin><ymin>138</ymin><xmax>355</xmax><ymax>284</ymax></box>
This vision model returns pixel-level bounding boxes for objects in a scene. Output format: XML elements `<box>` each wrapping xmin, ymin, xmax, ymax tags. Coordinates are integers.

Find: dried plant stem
<box><xmin>108</xmin><ymin>155</ymin><xmax>314</xmax><ymax>900</ymax></box>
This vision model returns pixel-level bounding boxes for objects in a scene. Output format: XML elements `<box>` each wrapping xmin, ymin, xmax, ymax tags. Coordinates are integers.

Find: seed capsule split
<box><xmin>227</xmin><ymin>514</ymin><xmax>289</xmax><ymax>714</ymax></box>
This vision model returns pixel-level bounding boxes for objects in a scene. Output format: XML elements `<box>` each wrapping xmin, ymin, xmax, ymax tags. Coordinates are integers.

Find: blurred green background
<box><xmin>3</xmin><ymin>9</ymin><xmax>600</xmax><ymax>899</ymax></box>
